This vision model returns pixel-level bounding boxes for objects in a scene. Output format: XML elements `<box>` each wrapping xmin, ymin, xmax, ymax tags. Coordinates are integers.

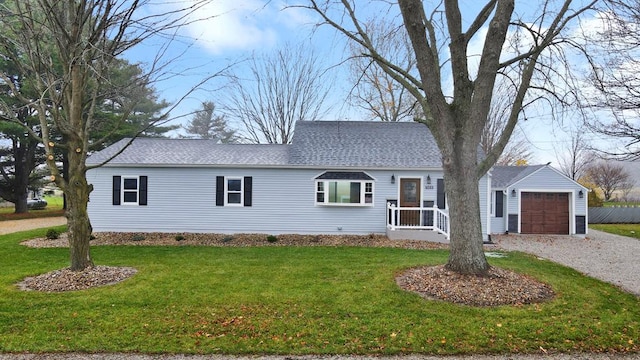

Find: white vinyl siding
<box><xmin>89</xmin><ymin>167</ymin><xmax>393</xmax><ymax>234</ymax></box>
<box><xmin>88</xmin><ymin>167</ymin><xmax>492</xmax><ymax>238</ymax></box>
<box><xmin>478</xmin><ymin>173</ymin><xmax>490</xmax><ymax>241</ymax></box>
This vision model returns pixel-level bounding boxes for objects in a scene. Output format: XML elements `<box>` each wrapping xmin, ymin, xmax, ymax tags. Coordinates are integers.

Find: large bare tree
<box><xmin>0</xmin><ymin>0</ymin><xmax>214</xmax><ymax>271</ymax></box>
<box><xmin>348</xmin><ymin>20</ymin><xmax>418</xmax><ymax>122</ymax></box>
<box><xmin>585</xmin><ymin>161</ymin><xmax>632</xmax><ymax>201</ymax></box>
<box><xmin>555</xmin><ymin>128</ymin><xmax>596</xmax><ymax>180</ymax></box>
<box><xmin>225</xmin><ymin>44</ymin><xmax>332</xmax><ymax>144</ymax></box>
<box><xmin>306</xmin><ymin>0</ymin><xmax>598</xmax><ymax>274</ymax></box>
<box><xmin>481</xmin><ymin>81</ymin><xmax>533</xmax><ymax>165</ymax></box>
<box><xmin>585</xmin><ymin>0</ymin><xmax>640</xmax><ymax>159</ymax></box>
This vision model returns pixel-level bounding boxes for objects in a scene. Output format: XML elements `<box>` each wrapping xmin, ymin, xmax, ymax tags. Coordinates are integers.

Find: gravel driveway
<box><xmin>493</xmin><ymin>230</ymin><xmax>640</xmax><ymax>296</ymax></box>
<box><xmin>0</xmin><ymin>216</ymin><xmax>66</xmax><ymax>235</ymax></box>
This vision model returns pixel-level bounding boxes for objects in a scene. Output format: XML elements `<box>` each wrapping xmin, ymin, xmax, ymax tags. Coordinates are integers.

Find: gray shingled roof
<box><xmin>491</xmin><ymin>165</ymin><xmax>545</xmax><ymax>188</ymax></box>
<box><xmin>87</xmin><ymin>121</ymin><xmax>443</xmax><ymax>168</ymax></box>
<box><xmin>289</xmin><ymin>121</ymin><xmax>441</xmax><ymax>168</ymax></box>
<box><xmin>87</xmin><ymin>138</ymin><xmax>290</xmax><ymax>166</ymax></box>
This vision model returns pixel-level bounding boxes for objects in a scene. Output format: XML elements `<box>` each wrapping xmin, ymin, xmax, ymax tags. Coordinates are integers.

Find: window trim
<box><xmin>113</xmin><ymin>175</ymin><xmax>147</xmax><ymax>206</ymax></box>
<box><xmin>491</xmin><ymin>192</ymin><xmax>495</xmax><ymax>216</ymax></box>
<box><xmin>315</xmin><ymin>179</ymin><xmax>374</xmax><ymax>207</ymax></box>
<box><xmin>216</xmin><ymin>176</ymin><xmax>252</xmax><ymax>207</ymax></box>
<box><xmin>122</xmin><ymin>176</ymin><xmax>140</xmax><ymax>205</ymax></box>
<box><xmin>225</xmin><ymin>177</ymin><xmax>244</xmax><ymax>206</ymax></box>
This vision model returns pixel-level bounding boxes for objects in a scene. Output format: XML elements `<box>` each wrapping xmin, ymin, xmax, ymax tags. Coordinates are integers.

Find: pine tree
<box><xmin>183</xmin><ymin>101</ymin><xmax>237</xmax><ymax>143</ymax></box>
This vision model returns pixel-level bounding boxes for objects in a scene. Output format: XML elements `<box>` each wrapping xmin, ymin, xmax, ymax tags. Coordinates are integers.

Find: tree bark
<box><xmin>13</xmin><ymin>145</ymin><xmax>28</xmax><ymax>213</ymax></box>
<box><xmin>65</xmin><ymin>144</ymin><xmax>94</xmax><ymax>271</ymax></box>
<box><xmin>12</xmin><ymin>138</ymin><xmax>37</xmax><ymax>214</ymax></box>
<box><xmin>443</xmin><ymin>148</ymin><xmax>489</xmax><ymax>275</ymax></box>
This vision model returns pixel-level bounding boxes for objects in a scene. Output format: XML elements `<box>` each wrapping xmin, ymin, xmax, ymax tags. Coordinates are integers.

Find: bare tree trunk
<box><xmin>443</xmin><ymin>146</ymin><xmax>489</xmax><ymax>275</ymax></box>
<box><xmin>65</xmin><ymin>141</ymin><xmax>94</xmax><ymax>271</ymax></box>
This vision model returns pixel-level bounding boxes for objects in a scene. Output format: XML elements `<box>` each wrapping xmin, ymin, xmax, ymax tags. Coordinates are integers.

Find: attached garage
<box><xmin>490</xmin><ymin>164</ymin><xmax>588</xmax><ymax>236</ymax></box>
<box><xmin>521</xmin><ymin>192</ymin><xmax>569</xmax><ymax>234</ymax></box>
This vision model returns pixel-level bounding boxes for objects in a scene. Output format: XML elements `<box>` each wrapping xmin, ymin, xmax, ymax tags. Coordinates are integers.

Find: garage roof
<box><xmin>491</xmin><ymin>165</ymin><xmax>546</xmax><ymax>188</ymax></box>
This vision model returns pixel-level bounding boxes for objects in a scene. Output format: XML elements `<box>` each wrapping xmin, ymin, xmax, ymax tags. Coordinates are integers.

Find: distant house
<box><xmin>86</xmin><ymin>121</ymin><xmax>586</xmax><ymax>241</ymax></box>
<box><xmin>490</xmin><ymin>165</ymin><xmax>588</xmax><ymax>235</ymax></box>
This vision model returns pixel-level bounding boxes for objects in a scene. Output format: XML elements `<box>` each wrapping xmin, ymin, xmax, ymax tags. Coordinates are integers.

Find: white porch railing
<box><xmin>387</xmin><ymin>202</ymin><xmax>450</xmax><ymax>239</ymax></box>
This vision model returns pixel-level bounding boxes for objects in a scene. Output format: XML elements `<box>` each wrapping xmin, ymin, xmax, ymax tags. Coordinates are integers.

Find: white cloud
<box><xmin>174</xmin><ymin>0</ymin><xmax>312</xmax><ymax>55</ymax></box>
<box><xmin>186</xmin><ymin>0</ymin><xmax>277</xmax><ymax>54</ymax></box>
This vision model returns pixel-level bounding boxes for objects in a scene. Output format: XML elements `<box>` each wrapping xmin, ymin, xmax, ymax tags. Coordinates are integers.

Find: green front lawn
<box><xmin>0</xmin><ymin>195</ymin><xmax>65</xmax><ymax>221</ymax></box>
<box><xmin>0</xmin><ymin>227</ymin><xmax>638</xmax><ymax>355</ymax></box>
<box><xmin>604</xmin><ymin>202</ymin><xmax>640</xmax><ymax>207</ymax></box>
<box><xmin>590</xmin><ymin>224</ymin><xmax>640</xmax><ymax>240</ymax></box>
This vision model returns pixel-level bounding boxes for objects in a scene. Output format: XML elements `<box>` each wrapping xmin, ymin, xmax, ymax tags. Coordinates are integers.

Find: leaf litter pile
<box><xmin>396</xmin><ymin>265</ymin><xmax>555</xmax><ymax>306</ymax></box>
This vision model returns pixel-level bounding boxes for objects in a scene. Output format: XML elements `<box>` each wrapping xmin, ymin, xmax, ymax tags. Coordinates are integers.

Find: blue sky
<box><xmin>125</xmin><ymin>1</ymin><xmax>352</xmax><ymax>124</ymax></box>
<box><xmin>122</xmin><ymin>1</ymin><xmax>628</xmax><ymax>166</ymax></box>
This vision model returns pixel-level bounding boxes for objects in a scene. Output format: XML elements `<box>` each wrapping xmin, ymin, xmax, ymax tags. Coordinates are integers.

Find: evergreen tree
<box><xmin>183</xmin><ymin>101</ymin><xmax>237</xmax><ymax>143</ymax></box>
<box><xmin>0</xmin><ymin>42</ymin><xmax>46</xmax><ymax>213</ymax></box>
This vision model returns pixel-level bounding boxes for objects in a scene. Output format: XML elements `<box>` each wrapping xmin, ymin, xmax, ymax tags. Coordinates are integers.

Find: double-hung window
<box><xmin>216</xmin><ymin>176</ymin><xmax>252</xmax><ymax>207</ymax></box>
<box><xmin>315</xmin><ymin>172</ymin><xmax>374</xmax><ymax>206</ymax></box>
<box><xmin>122</xmin><ymin>177</ymin><xmax>139</xmax><ymax>204</ymax></box>
<box><xmin>226</xmin><ymin>177</ymin><xmax>243</xmax><ymax>205</ymax></box>
<box><xmin>112</xmin><ymin>175</ymin><xmax>148</xmax><ymax>206</ymax></box>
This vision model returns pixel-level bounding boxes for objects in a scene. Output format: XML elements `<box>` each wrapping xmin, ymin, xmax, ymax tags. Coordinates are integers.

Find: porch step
<box><xmin>386</xmin><ymin>228</ymin><xmax>449</xmax><ymax>243</ymax></box>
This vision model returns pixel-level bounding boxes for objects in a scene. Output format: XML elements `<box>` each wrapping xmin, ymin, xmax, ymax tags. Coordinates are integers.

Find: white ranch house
<box><xmin>87</xmin><ymin>121</ymin><xmax>588</xmax><ymax>242</ymax></box>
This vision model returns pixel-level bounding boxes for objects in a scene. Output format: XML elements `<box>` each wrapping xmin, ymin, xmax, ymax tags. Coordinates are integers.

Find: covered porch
<box><xmin>386</xmin><ymin>202</ymin><xmax>450</xmax><ymax>243</ymax></box>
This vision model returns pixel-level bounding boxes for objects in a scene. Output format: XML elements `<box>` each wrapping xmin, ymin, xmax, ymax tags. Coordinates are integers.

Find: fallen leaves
<box><xmin>395</xmin><ymin>265</ymin><xmax>555</xmax><ymax>306</ymax></box>
<box><xmin>18</xmin><ymin>265</ymin><xmax>137</xmax><ymax>292</ymax></box>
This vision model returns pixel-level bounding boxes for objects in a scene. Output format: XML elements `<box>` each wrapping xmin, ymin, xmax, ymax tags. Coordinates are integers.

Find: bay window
<box><xmin>315</xmin><ymin>171</ymin><xmax>374</xmax><ymax>206</ymax></box>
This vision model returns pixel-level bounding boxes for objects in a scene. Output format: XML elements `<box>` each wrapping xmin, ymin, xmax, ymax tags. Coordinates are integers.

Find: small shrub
<box><xmin>266</xmin><ymin>235</ymin><xmax>278</xmax><ymax>243</ymax></box>
<box><xmin>46</xmin><ymin>228</ymin><xmax>60</xmax><ymax>240</ymax></box>
<box><xmin>175</xmin><ymin>235</ymin><xmax>185</xmax><ymax>241</ymax></box>
<box><xmin>222</xmin><ymin>235</ymin><xmax>234</xmax><ymax>243</ymax></box>
<box><xmin>131</xmin><ymin>234</ymin><xmax>146</xmax><ymax>241</ymax></box>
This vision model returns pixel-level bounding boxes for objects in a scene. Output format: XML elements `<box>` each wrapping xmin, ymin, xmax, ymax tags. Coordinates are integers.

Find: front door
<box><xmin>400</xmin><ymin>178</ymin><xmax>421</xmax><ymax>226</ymax></box>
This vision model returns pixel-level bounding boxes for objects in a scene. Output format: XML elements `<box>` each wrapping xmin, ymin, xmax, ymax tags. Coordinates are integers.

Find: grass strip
<box><xmin>590</xmin><ymin>224</ymin><xmax>640</xmax><ymax>240</ymax></box>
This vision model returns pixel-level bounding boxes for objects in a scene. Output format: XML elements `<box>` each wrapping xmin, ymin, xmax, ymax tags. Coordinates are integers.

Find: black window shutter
<box><xmin>244</xmin><ymin>176</ymin><xmax>252</xmax><ymax>207</ymax></box>
<box><xmin>436</xmin><ymin>178</ymin><xmax>445</xmax><ymax>209</ymax></box>
<box><xmin>216</xmin><ymin>176</ymin><xmax>224</xmax><ymax>206</ymax></box>
<box><xmin>139</xmin><ymin>176</ymin><xmax>148</xmax><ymax>206</ymax></box>
<box><xmin>495</xmin><ymin>191</ymin><xmax>504</xmax><ymax>218</ymax></box>
<box><xmin>112</xmin><ymin>176</ymin><xmax>121</xmax><ymax>205</ymax></box>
